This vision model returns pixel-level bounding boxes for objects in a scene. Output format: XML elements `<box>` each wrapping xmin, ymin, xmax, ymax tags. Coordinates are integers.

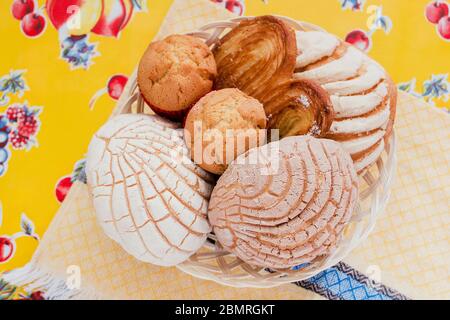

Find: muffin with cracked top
<box><xmin>138</xmin><ymin>34</ymin><xmax>217</xmax><ymax>121</ymax></box>
<box><xmin>184</xmin><ymin>88</ymin><xmax>267</xmax><ymax>175</ymax></box>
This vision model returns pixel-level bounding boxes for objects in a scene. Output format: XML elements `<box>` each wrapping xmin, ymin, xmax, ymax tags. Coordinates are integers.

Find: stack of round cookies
<box><xmin>86</xmin><ymin>15</ymin><xmax>396</xmax><ymax>269</ymax></box>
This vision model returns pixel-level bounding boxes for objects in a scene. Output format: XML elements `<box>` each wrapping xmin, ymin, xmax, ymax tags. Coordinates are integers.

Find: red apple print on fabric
<box><xmin>92</xmin><ymin>0</ymin><xmax>133</xmax><ymax>37</ymax></box>
<box><xmin>108</xmin><ymin>75</ymin><xmax>128</xmax><ymax>100</ymax></box>
<box><xmin>225</xmin><ymin>0</ymin><xmax>244</xmax><ymax>15</ymax></box>
<box><xmin>55</xmin><ymin>159</ymin><xmax>86</xmax><ymax>203</ymax></box>
<box><xmin>424</xmin><ymin>1</ymin><xmax>450</xmax><ymax>41</ymax></box>
<box><xmin>46</xmin><ymin>0</ymin><xmax>133</xmax><ymax>37</ymax></box>
<box><xmin>55</xmin><ymin>176</ymin><xmax>73</xmax><ymax>203</ymax></box>
<box><xmin>120</xmin><ymin>0</ymin><xmax>135</xmax><ymax>31</ymax></box>
<box><xmin>46</xmin><ymin>0</ymin><xmax>103</xmax><ymax>35</ymax></box>
<box><xmin>425</xmin><ymin>1</ymin><xmax>449</xmax><ymax>24</ymax></box>
<box><xmin>344</xmin><ymin>6</ymin><xmax>392</xmax><ymax>52</ymax></box>
<box><xmin>345</xmin><ymin>30</ymin><xmax>371</xmax><ymax>51</ymax></box>
<box><xmin>89</xmin><ymin>74</ymin><xmax>128</xmax><ymax>109</ymax></box>
<box><xmin>0</xmin><ymin>210</ymin><xmax>39</xmax><ymax>264</ymax></box>
<box><xmin>21</xmin><ymin>12</ymin><xmax>46</xmax><ymax>38</ymax></box>
<box><xmin>11</xmin><ymin>1</ymin><xmax>47</xmax><ymax>39</ymax></box>
<box><xmin>11</xmin><ymin>0</ymin><xmax>35</xmax><ymax>20</ymax></box>
<box><xmin>0</xmin><ymin>237</ymin><xmax>14</xmax><ymax>263</ymax></box>
<box><xmin>438</xmin><ymin>16</ymin><xmax>450</xmax><ymax>40</ymax></box>
<box><xmin>210</xmin><ymin>0</ymin><xmax>246</xmax><ymax>16</ymax></box>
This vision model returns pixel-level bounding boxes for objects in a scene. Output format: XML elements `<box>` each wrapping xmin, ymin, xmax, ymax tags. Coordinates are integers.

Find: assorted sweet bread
<box><xmin>293</xmin><ymin>30</ymin><xmax>397</xmax><ymax>173</ymax></box>
<box><xmin>87</xmin><ymin>15</ymin><xmax>396</xmax><ymax>270</ymax></box>
<box><xmin>184</xmin><ymin>88</ymin><xmax>267</xmax><ymax>175</ymax></box>
<box><xmin>213</xmin><ymin>17</ymin><xmax>396</xmax><ymax>173</ymax></box>
<box><xmin>208</xmin><ymin>136</ymin><xmax>358</xmax><ymax>269</ymax></box>
<box><xmin>137</xmin><ymin>34</ymin><xmax>217</xmax><ymax>121</ymax></box>
<box><xmin>213</xmin><ymin>16</ymin><xmax>297</xmax><ymax>102</ymax></box>
<box><xmin>86</xmin><ymin>114</ymin><xmax>215</xmax><ymax>266</ymax></box>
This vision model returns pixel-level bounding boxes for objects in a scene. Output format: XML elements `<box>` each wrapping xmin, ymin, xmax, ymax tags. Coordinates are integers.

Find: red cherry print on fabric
<box><xmin>438</xmin><ymin>15</ymin><xmax>450</xmax><ymax>39</ymax></box>
<box><xmin>21</xmin><ymin>12</ymin><xmax>46</xmax><ymax>38</ymax></box>
<box><xmin>345</xmin><ymin>29</ymin><xmax>372</xmax><ymax>51</ymax></box>
<box><xmin>55</xmin><ymin>176</ymin><xmax>73</xmax><ymax>203</ymax></box>
<box><xmin>108</xmin><ymin>75</ymin><xmax>128</xmax><ymax>100</ymax></box>
<box><xmin>425</xmin><ymin>1</ymin><xmax>449</xmax><ymax>24</ymax></box>
<box><xmin>11</xmin><ymin>0</ymin><xmax>35</xmax><ymax>20</ymax></box>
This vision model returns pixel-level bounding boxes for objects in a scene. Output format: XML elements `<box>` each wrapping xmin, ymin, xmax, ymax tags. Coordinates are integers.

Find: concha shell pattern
<box><xmin>208</xmin><ymin>136</ymin><xmax>359</xmax><ymax>269</ymax></box>
<box><xmin>86</xmin><ymin>114</ymin><xmax>215</xmax><ymax>266</ymax></box>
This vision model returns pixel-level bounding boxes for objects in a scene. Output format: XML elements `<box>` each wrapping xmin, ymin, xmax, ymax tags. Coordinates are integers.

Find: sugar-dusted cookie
<box><xmin>86</xmin><ymin>114</ymin><xmax>215</xmax><ymax>266</ymax></box>
<box><xmin>184</xmin><ymin>88</ymin><xmax>267</xmax><ymax>175</ymax></box>
<box><xmin>138</xmin><ymin>35</ymin><xmax>217</xmax><ymax>121</ymax></box>
<box><xmin>208</xmin><ymin>136</ymin><xmax>359</xmax><ymax>269</ymax></box>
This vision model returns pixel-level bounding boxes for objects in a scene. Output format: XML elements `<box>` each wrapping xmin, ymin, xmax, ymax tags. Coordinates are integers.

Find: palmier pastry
<box><xmin>262</xmin><ymin>79</ymin><xmax>334</xmax><ymax>138</ymax></box>
<box><xmin>184</xmin><ymin>88</ymin><xmax>267</xmax><ymax>175</ymax></box>
<box><xmin>293</xmin><ymin>30</ymin><xmax>397</xmax><ymax>173</ymax></box>
<box><xmin>86</xmin><ymin>114</ymin><xmax>215</xmax><ymax>266</ymax></box>
<box><xmin>208</xmin><ymin>136</ymin><xmax>359</xmax><ymax>269</ymax></box>
<box><xmin>213</xmin><ymin>16</ymin><xmax>297</xmax><ymax>101</ymax></box>
<box><xmin>138</xmin><ymin>34</ymin><xmax>217</xmax><ymax>121</ymax></box>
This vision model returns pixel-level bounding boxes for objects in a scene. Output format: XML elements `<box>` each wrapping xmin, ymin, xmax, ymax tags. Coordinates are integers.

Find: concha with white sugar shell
<box><xmin>86</xmin><ymin>114</ymin><xmax>215</xmax><ymax>267</ymax></box>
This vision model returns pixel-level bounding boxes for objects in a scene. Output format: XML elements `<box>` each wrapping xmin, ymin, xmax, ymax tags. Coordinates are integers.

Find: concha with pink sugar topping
<box><xmin>208</xmin><ymin>136</ymin><xmax>359</xmax><ymax>269</ymax></box>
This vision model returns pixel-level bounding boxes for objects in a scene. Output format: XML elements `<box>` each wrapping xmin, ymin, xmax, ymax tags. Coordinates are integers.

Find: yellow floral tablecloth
<box><xmin>0</xmin><ymin>0</ymin><xmax>449</xmax><ymax>300</ymax></box>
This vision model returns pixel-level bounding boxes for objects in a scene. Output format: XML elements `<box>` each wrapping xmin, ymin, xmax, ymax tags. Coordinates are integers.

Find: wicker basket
<box><xmin>110</xmin><ymin>16</ymin><xmax>397</xmax><ymax>288</ymax></box>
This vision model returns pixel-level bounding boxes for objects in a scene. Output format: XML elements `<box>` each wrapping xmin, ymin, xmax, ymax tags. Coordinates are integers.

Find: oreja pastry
<box><xmin>184</xmin><ymin>88</ymin><xmax>267</xmax><ymax>175</ymax></box>
<box><xmin>213</xmin><ymin>16</ymin><xmax>297</xmax><ymax>101</ymax></box>
<box><xmin>86</xmin><ymin>114</ymin><xmax>215</xmax><ymax>266</ymax></box>
<box><xmin>261</xmin><ymin>79</ymin><xmax>334</xmax><ymax>138</ymax></box>
<box><xmin>208</xmin><ymin>136</ymin><xmax>359</xmax><ymax>269</ymax></box>
<box><xmin>293</xmin><ymin>30</ymin><xmax>397</xmax><ymax>173</ymax></box>
<box><xmin>138</xmin><ymin>34</ymin><xmax>217</xmax><ymax>121</ymax></box>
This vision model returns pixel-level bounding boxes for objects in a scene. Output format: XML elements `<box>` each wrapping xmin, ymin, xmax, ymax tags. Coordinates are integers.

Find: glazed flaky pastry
<box><xmin>261</xmin><ymin>79</ymin><xmax>334</xmax><ymax>138</ymax></box>
<box><xmin>213</xmin><ymin>16</ymin><xmax>297</xmax><ymax>101</ymax></box>
<box><xmin>293</xmin><ymin>30</ymin><xmax>397</xmax><ymax>173</ymax></box>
